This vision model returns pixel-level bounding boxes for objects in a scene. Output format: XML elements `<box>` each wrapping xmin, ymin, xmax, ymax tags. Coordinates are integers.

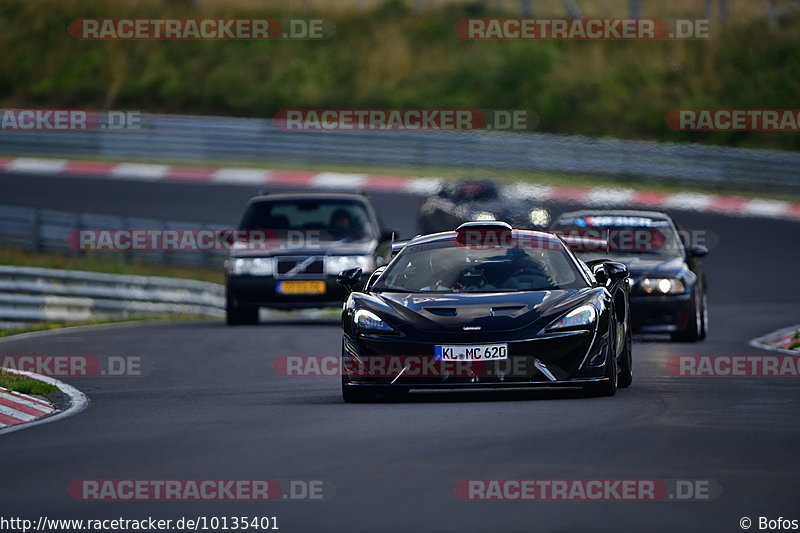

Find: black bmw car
<box><xmin>337</xmin><ymin>221</ymin><xmax>633</xmax><ymax>402</ymax></box>
<box><xmin>419</xmin><ymin>180</ymin><xmax>551</xmax><ymax>234</ymax></box>
<box><xmin>224</xmin><ymin>192</ymin><xmax>395</xmax><ymax>325</ymax></box>
<box><xmin>551</xmin><ymin>210</ymin><xmax>708</xmax><ymax>342</ymax></box>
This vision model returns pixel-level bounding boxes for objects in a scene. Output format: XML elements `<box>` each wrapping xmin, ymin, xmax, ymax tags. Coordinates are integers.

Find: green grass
<box><xmin>789</xmin><ymin>330</ymin><xmax>800</xmax><ymax>351</ymax></box>
<box><xmin>0</xmin><ymin>0</ymin><xmax>798</xmax><ymax>150</ymax></box>
<box><xmin>0</xmin><ymin>248</ymin><xmax>224</xmax><ymax>284</ymax></box>
<box><xmin>0</xmin><ymin>370</ymin><xmax>58</xmax><ymax>395</ymax></box>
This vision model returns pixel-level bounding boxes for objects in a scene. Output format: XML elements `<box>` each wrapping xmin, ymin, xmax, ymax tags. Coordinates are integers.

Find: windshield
<box><xmin>552</xmin><ymin>215</ymin><xmax>683</xmax><ymax>259</ymax></box>
<box><xmin>441</xmin><ymin>182</ymin><xmax>499</xmax><ymax>202</ymax></box>
<box><xmin>374</xmin><ymin>241</ymin><xmax>588</xmax><ymax>292</ymax></box>
<box><xmin>240</xmin><ymin>199</ymin><xmax>373</xmax><ymax>239</ymax></box>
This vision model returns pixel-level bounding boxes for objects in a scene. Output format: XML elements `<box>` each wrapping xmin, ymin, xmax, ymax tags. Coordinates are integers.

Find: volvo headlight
<box><xmin>473</xmin><ymin>211</ymin><xmax>496</xmax><ymax>221</ymax></box>
<box><xmin>528</xmin><ymin>208</ymin><xmax>550</xmax><ymax>227</ymax></box>
<box><xmin>547</xmin><ymin>305</ymin><xmax>597</xmax><ymax>330</ymax></box>
<box><xmin>354</xmin><ymin>309</ymin><xmax>394</xmax><ymax>332</ymax></box>
<box><xmin>639</xmin><ymin>278</ymin><xmax>686</xmax><ymax>295</ymax></box>
<box><xmin>228</xmin><ymin>257</ymin><xmax>273</xmax><ymax>276</ymax></box>
<box><xmin>326</xmin><ymin>255</ymin><xmax>374</xmax><ymax>275</ymax></box>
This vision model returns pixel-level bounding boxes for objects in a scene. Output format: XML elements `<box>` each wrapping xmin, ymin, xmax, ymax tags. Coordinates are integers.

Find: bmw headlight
<box><xmin>228</xmin><ymin>257</ymin><xmax>273</xmax><ymax>276</ymax></box>
<box><xmin>639</xmin><ymin>278</ymin><xmax>686</xmax><ymax>295</ymax></box>
<box><xmin>547</xmin><ymin>305</ymin><xmax>597</xmax><ymax>330</ymax></box>
<box><xmin>354</xmin><ymin>309</ymin><xmax>394</xmax><ymax>332</ymax></box>
<box><xmin>326</xmin><ymin>255</ymin><xmax>374</xmax><ymax>275</ymax></box>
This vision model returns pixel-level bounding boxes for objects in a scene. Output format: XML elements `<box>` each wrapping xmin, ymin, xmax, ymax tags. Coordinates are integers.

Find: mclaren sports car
<box><xmin>337</xmin><ymin>221</ymin><xmax>633</xmax><ymax>402</ymax></box>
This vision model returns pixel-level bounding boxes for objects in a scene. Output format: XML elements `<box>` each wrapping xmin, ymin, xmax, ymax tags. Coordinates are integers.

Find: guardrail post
<box><xmin>562</xmin><ymin>0</ymin><xmax>582</xmax><ymax>18</ymax></box>
<box><xmin>768</xmin><ymin>0</ymin><xmax>778</xmax><ymax>30</ymax></box>
<box><xmin>628</xmin><ymin>0</ymin><xmax>640</xmax><ymax>19</ymax></box>
<box><xmin>521</xmin><ymin>0</ymin><xmax>533</xmax><ymax>17</ymax></box>
<box><xmin>29</xmin><ymin>208</ymin><xmax>40</xmax><ymax>253</ymax></box>
<box><xmin>121</xmin><ymin>216</ymin><xmax>131</xmax><ymax>264</ymax></box>
<box><xmin>72</xmin><ymin>212</ymin><xmax>82</xmax><ymax>256</ymax></box>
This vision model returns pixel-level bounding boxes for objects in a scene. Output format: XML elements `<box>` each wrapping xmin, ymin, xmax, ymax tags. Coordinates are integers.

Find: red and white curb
<box><xmin>0</xmin><ymin>386</ymin><xmax>55</xmax><ymax>428</ymax></box>
<box><xmin>751</xmin><ymin>325</ymin><xmax>800</xmax><ymax>355</ymax></box>
<box><xmin>2</xmin><ymin>156</ymin><xmax>800</xmax><ymax>221</ymax></box>
<box><xmin>0</xmin><ymin>367</ymin><xmax>88</xmax><ymax>436</ymax></box>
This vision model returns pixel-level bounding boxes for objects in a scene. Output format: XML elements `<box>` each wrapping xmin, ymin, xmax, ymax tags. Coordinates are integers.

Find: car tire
<box><xmin>342</xmin><ymin>380</ymin><xmax>376</xmax><ymax>403</ymax></box>
<box><xmin>671</xmin><ymin>289</ymin><xmax>703</xmax><ymax>342</ymax></box>
<box><xmin>618</xmin><ymin>328</ymin><xmax>633</xmax><ymax>389</ymax></box>
<box><xmin>225</xmin><ymin>296</ymin><xmax>259</xmax><ymax>326</ymax></box>
<box><xmin>698</xmin><ymin>292</ymin><xmax>708</xmax><ymax>341</ymax></box>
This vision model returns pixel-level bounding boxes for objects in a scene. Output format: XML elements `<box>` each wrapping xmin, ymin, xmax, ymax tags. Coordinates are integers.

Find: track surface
<box><xmin>1</xmin><ymin>171</ymin><xmax>799</xmax><ymax>532</ymax></box>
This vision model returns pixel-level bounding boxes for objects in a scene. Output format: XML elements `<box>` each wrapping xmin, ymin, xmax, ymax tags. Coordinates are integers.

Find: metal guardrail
<box><xmin>0</xmin><ymin>203</ymin><xmax>229</xmax><ymax>268</ymax></box>
<box><xmin>1</xmin><ymin>114</ymin><xmax>799</xmax><ymax>193</ymax></box>
<box><xmin>0</xmin><ymin>265</ymin><xmax>224</xmax><ymax>322</ymax></box>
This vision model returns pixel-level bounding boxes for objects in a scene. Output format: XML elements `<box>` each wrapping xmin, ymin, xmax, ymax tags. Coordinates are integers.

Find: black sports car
<box><xmin>419</xmin><ymin>180</ymin><xmax>551</xmax><ymax>234</ymax></box>
<box><xmin>224</xmin><ymin>192</ymin><xmax>395</xmax><ymax>324</ymax></box>
<box><xmin>337</xmin><ymin>221</ymin><xmax>633</xmax><ymax>402</ymax></box>
<box><xmin>551</xmin><ymin>210</ymin><xmax>708</xmax><ymax>342</ymax></box>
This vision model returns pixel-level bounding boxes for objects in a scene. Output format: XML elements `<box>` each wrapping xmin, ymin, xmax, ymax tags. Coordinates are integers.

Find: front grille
<box><xmin>275</xmin><ymin>256</ymin><xmax>325</xmax><ymax>278</ymax></box>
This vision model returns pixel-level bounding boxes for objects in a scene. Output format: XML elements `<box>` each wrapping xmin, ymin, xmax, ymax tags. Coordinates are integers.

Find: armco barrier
<box><xmin>1</xmin><ymin>113</ymin><xmax>799</xmax><ymax>193</ymax></box>
<box><xmin>0</xmin><ymin>203</ymin><xmax>229</xmax><ymax>268</ymax></box>
<box><xmin>0</xmin><ymin>265</ymin><xmax>224</xmax><ymax>322</ymax></box>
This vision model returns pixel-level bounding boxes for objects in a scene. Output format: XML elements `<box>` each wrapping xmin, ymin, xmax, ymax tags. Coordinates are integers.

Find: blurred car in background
<box><xmin>224</xmin><ymin>192</ymin><xmax>395</xmax><ymax>325</ymax></box>
<box><xmin>551</xmin><ymin>210</ymin><xmax>708</xmax><ymax>342</ymax></box>
<box><xmin>419</xmin><ymin>180</ymin><xmax>550</xmax><ymax>234</ymax></box>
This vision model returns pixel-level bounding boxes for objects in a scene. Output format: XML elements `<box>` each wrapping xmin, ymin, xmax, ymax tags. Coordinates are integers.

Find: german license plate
<box><xmin>435</xmin><ymin>344</ymin><xmax>508</xmax><ymax>361</ymax></box>
<box><xmin>277</xmin><ymin>281</ymin><xmax>326</xmax><ymax>295</ymax></box>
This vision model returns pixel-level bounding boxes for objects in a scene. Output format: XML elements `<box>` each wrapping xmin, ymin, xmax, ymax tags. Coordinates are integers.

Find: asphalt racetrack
<box><xmin>1</xmin><ymin>171</ymin><xmax>799</xmax><ymax>532</ymax></box>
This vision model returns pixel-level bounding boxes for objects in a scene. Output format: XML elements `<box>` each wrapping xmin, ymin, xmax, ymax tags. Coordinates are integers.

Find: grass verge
<box><xmin>0</xmin><ymin>248</ymin><xmax>224</xmax><ymax>285</ymax></box>
<box><xmin>0</xmin><ymin>370</ymin><xmax>58</xmax><ymax>395</ymax></box>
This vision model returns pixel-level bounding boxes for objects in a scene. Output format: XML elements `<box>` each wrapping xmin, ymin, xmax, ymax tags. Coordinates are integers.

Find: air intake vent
<box><xmin>424</xmin><ymin>307</ymin><xmax>458</xmax><ymax>317</ymax></box>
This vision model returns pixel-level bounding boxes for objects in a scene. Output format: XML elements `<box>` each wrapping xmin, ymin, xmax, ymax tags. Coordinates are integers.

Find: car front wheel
<box><xmin>671</xmin><ymin>289</ymin><xmax>705</xmax><ymax>342</ymax></box>
<box><xmin>225</xmin><ymin>294</ymin><xmax>259</xmax><ymax>325</ymax></box>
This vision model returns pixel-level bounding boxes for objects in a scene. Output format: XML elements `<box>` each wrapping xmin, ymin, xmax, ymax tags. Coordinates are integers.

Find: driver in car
<box><xmin>501</xmin><ymin>249</ymin><xmax>554</xmax><ymax>290</ymax></box>
<box><xmin>330</xmin><ymin>208</ymin><xmax>354</xmax><ymax>230</ymax></box>
<box><xmin>420</xmin><ymin>252</ymin><xmax>463</xmax><ymax>291</ymax></box>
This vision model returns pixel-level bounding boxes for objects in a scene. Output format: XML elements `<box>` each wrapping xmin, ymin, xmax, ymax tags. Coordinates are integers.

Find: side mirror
<box><xmin>591</xmin><ymin>263</ymin><xmax>609</xmax><ymax>285</ymax></box>
<box><xmin>590</xmin><ymin>261</ymin><xmax>628</xmax><ymax>285</ymax></box>
<box><xmin>688</xmin><ymin>245</ymin><xmax>708</xmax><ymax>258</ymax></box>
<box><xmin>603</xmin><ymin>261</ymin><xmax>629</xmax><ymax>281</ymax></box>
<box><xmin>337</xmin><ymin>267</ymin><xmax>363</xmax><ymax>291</ymax></box>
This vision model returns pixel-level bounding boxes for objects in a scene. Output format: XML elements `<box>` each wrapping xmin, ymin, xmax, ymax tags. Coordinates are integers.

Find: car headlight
<box><xmin>354</xmin><ymin>309</ymin><xmax>395</xmax><ymax>332</ymax></box>
<box><xmin>228</xmin><ymin>257</ymin><xmax>273</xmax><ymax>276</ymax></box>
<box><xmin>472</xmin><ymin>211</ymin><xmax>497</xmax><ymax>221</ymax></box>
<box><xmin>639</xmin><ymin>278</ymin><xmax>686</xmax><ymax>295</ymax></box>
<box><xmin>528</xmin><ymin>208</ymin><xmax>550</xmax><ymax>227</ymax></box>
<box><xmin>326</xmin><ymin>255</ymin><xmax>374</xmax><ymax>275</ymax></box>
<box><xmin>547</xmin><ymin>304</ymin><xmax>597</xmax><ymax>330</ymax></box>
